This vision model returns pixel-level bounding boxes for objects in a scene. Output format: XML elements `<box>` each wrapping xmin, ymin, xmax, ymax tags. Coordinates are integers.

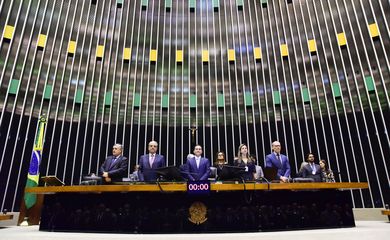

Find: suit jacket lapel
<box><xmin>148</xmin><ymin>155</ymin><xmax>153</xmax><ymax>168</ymax></box>
<box><xmin>155</xmin><ymin>154</ymin><xmax>160</xmax><ymax>167</ymax></box>
<box><xmin>273</xmin><ymin>153</ymin><xmax>282</xmax><ymax>168</ymax></box>
<box><xmin>191</xmin><ymin>158</ymin><xmax>197</xmax><ymax>170</ymax></box>
<box><xmin>109</xmin><ymin>156</ymin><xmax>119</xmax><ymax>170</ymax></box>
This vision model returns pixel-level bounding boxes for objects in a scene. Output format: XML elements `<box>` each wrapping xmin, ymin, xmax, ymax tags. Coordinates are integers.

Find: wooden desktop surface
<box><xmin>25</xmin><ymin>182</ymin><xmax>368</xmax><ymax>194</ymax></box>
<box><xmin>382</xmin><ymin>210</ymin><xmax>390</xmax><ymax>215</ymax></box>
<box><xmin>0</xmin><ymin>214</ymin><xmax>13</xmax><ymax>221</ymax></box>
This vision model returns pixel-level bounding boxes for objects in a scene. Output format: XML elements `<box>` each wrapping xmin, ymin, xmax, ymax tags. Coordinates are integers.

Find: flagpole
<box><xmin>24</xmin><ymin>115</ymin><xmax>46</xmax><ymax>209</ymax></box>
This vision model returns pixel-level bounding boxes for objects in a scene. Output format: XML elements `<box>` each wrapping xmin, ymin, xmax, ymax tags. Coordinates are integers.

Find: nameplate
<box><xmin>187</xmin><ymin>181</ymin><xmax>210</xmax><ymax>195</ymax></box>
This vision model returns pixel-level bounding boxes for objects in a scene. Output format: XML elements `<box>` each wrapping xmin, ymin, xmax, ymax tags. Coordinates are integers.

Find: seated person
<box><xmin>179</xmin><ymin>154</ymin><xmax>194</xmax><ymax>180</ymax></box>
<box><xmin>301</xmin><ymin>153</ymin><xmax>322</xmax><ymax>182</ymax></box>
<box><xmin>320</xmin><ymin>159</ymin><xmax>335</xmax><ymax>182</ymax></box>
<box><xmin>186</xmin><ymin>145</ymin><xmax>210</xmax><ymax>181</ymax></box>
<box><xmin>265</xmin><ymin>141</ymin><xmax>291</xmax><ymax>182</ymax></box>
<box><xmin>214</xmin><ymin>151</ymin><xmax>227</xmax><ymax>179</ymax></box>
<box><xmin>254</xmin><ymin>165</ymin><xmax>264</xmax><ymax>181</ymax></box>
<box><xmin>129</xmin><ymin>165</ymin><xmax>140</xmax><ymax>181</ymax></box>
<box><xmin>99</xmin><ymin>144</ymin><xmax>128</xmax><ymax>183</ymax></box>
<box><xmin>233</xmin><ymin>144</ymin><xmax>256</xmax><ymax>181</ymax></box>
<box><xmin>138</xmin><ymin>141</ymin><xmax>166</xmax><ymax>181</ymax></box>
<box><xmin>297</xmin><ymin>160</ymin><xmax>308</xmax><ymax>177</ymax></box>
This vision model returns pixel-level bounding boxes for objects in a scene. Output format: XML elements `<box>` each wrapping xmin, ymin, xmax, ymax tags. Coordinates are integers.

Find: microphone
<box><xmin>260</xmin><ymin>176</ymin><xmax>270</xmax><ymax>183</ymax></box>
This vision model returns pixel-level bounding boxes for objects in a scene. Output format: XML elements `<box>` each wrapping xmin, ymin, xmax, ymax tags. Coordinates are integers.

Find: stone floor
<box><xmin>0</xmin><ymin>221</ymin><xmax>389</xmax><ymax>240</ymax></box>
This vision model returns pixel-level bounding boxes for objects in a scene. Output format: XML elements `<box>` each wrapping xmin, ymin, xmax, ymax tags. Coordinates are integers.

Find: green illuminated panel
<box><xmin>332</xmin><ymin>82</ymin><xmax>341</xmax><ymax>98</ymax></box>
<box><xmin>302</xmin><ymin>87</ymin><xmax>310</xmax><ymax>103</ymax></box>
<box><xmin>190</xmin><ymin>94</ymin><xmax>197</xmax><ymax>108</ymax></box>
<box><xmin>105</xmin><ymin>91</ymin><xmax>112</xmax><ymax>106</ymax></box>
<box><xmin>8</xmin><ymin>79</ymin><xmax>20</xmax><ymax>95</ymax></box>
<box><xmin>236</xmin><ymin>0</ymin><xmax>244</xmax><ymax>8</ymax></box>
<box><xmin>217</xmin><ymin>93</ymin><xmax>224</xmax><ymax>108</ymax></box>
<box><xmin>365</xmin><ymin>76</ymin><xmax>375</xmax><ymax>92</ymax></box>
<box><xmin>43</xmin><ymin>85</ymin><xmax>52</xmax><ymax>100</ymax></box>
<box><xmin>189</xmin><ymin>0</ymin><xmax>196</xmax><ymax>9</ymax></box>
<box><xmin>273</xmin><ymin>90</ymin><xmax>281</xmax><ymax>105</ymax></box>
<box><xmin>245</xmin><ymin>92</ymin><xmax>253</xmax><ymax>107</ymax></box>
<box><xmin>213</xmin><ymin>0</ymin><xmax>219</xmax><ymax>10</ymax></box>
<box><xmin>75</xmin><ymin>89</ymin><xmax>83</xmax><ymax>104</ymax></box>
<box><xmin>142</xmin><ymin>0</ymin><xmax>148</xmax><ymax>9</ymax></box>
<box><xmin>162</xmin><ymin>94</ymin><xmax>169</xmax><ymax>108</ymax></box>
<box><xmin>165</xmin><ymin>0</ymin><xmax>172</xmax><ymax>9</ymax></box>
<box><xmin>134</xmin><ymin>93</ymin><xmax>141</xmax><ymax>107</ymax></box>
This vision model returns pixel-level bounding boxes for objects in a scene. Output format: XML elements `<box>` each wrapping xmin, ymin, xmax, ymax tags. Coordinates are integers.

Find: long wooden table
<box><xmin>26</xmin><ymin>182</ymin><xmax>368</xmax><ymax>233</ymax></box>
<box><xmin>0</xmin><ymin>214</ymin><xmax>13</xmax><ymax>221</ymax></box>
<box><xmin>382</xmin><ymin>209</ymin><xmax>390</xmax><ymax>221</ymax></box>
<box><xmin>25</xmin><ymin>182</ymin><xmax>368</xmax><ymax>193</ymax></box>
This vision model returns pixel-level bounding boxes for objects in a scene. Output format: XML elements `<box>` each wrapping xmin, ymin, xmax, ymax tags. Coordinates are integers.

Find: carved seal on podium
<box><xmin>188</xmin><ymin>201</ymin><xmax>207</xmax><ymax>225</ymax></box>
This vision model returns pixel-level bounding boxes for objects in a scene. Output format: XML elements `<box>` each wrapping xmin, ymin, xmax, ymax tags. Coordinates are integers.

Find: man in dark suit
<box><xmin>265</xmin><ymin>141</ymin><xmax>291</xmax><ymax>182</ymax></box>
<box><xmin>186</xmin><ymin>145</ymin><xmax>210</xmax><ymax>181</ymax></box>
<box><xmin>301</xmin><ymin>153</ymin><xmax>322</xmax><ymax>182</ymax></box>
<box><xmin>138</xmin><ymin>140</ymin><xmax>166</xmax><ymax>181</ymax></box>
<box><xmin>99</xmin><ymin>144</ymin><xmax>128</xmax><ymax>183</ymax></box>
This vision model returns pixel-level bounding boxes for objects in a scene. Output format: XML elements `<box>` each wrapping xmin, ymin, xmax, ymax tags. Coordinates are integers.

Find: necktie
<box><xmin>110</xmin><ymin>157</ymin><xmax>117</xmax><ymax>168</ymax></box>
<box><xmin>149</xmin><ymin>154</ymin><xmax>155</xmax><ymax>167</ymax></box>
<box><xmin>196</xmin><ymin>158</ymin><xmax>200</xmax><ymax>169</ymax></box>
<box><xmin>277</xmin><ymin>154</ymin><xmax>282</xmax><ymax>166</ymax></box>
<box><xmin>311</xmin><ymin>163</ymin><xmax>316</xmax><ymax>174</ymax></box>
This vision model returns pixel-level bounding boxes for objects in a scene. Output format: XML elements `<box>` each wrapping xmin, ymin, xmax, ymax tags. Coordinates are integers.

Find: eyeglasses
<box><xmin>149</xmin><ymin>145</ymin><xmax>157</xmax><ymax>147</ymax></box>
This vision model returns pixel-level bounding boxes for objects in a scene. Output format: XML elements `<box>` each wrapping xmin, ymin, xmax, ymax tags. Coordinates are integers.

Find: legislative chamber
<box><xmin>24</xmin><ymin>182</ymin><xmax>368</xmax><ymax>233</ymax></box>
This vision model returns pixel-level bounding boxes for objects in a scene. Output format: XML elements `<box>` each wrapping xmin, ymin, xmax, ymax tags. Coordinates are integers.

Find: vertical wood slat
<box><xmin>302</xmin><ymin>0</ymin><xmax>334</xmax><ymax>174</ymax></box>
<box><xmin>323</xmin><ymin>0</ymin><xmax>376</xmax><ymax>207</ymax></box>
<box><xmin>274</xmin><ymin>0</ymin><xmax>297</xmax><ymax>165</ymax></box>
<box><xmin>87</xmin><ymin>0</ymin><xmax>110</xmax><ymax>175</ymax></box>
<box><xmin>66</xmin><ymin>0</ymin><xmax>93</xmax><ymax>184</ymax></box>
<box><xmin>49</xmin><ymin>0</ymin><xmax>84</xmax><ymax>184</ymax></box>
<box><xmin>229</xmin><ymin>0</ymin><xmax>243</xmax><ymax>146</ymax></box>
<box><xmin>127</xmin><ymin>0</ymin><xmax>143</xmax><ymax>167</ymax></box>
<box><xmin>0</xmin><ymin>0</ymin><xmax>19</xmax><ymax>63</ymax></box>
<box><xmin>292</xmin><ymin>1</ymin><xmax>316</xmax><ymax>165</ymax></box>
<box><xmin>119</xmin><ymin>2</ymin><xmax>135</xmax><ymax>168</ymax></box>
<box><xmin>246</xmin><ymin>0</ymin><xmax>262</xmax><ymax>164</ymax></box>
<box><xmin>0</xmin><ymin>1</ymin><xmax>47</xmax><ymax>209</ymax></box>
<box><xmin>8</xmin><ymin>0</ymin><xmax>58</xmax><ymax>211</ymax></box>
<box><xmin>352</xmin><ymin>0</ymin><xmax>390</xmax><ymax>199</ymax></box>
<box><xmin>286</xmin><ymin>0</ymin><xmax>309</xmax><ymax>169</ymax></box>
<box><xmin>77</xmin><ymin>0</ymin><xmax>102</xmax><ymax>178</ymax></box>
<box><xmin>254</xmin><ymin>0</ymin><xmax>272</xmax><ymax>162</ymax></box>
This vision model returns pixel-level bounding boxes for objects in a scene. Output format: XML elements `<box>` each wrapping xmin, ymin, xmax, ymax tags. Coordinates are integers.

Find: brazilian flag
<box><xmin>24</xmin><ymin>116</ymin><xmax>46</xmax><ymax>209</ymax></box>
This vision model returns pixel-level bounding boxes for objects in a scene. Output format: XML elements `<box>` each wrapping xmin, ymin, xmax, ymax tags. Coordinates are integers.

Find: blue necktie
<box><xmin>277</xmin><ymin>154</ymin><xmax>282</xmax><ymax>166</ymax></box>
<box><xmin>110</xmin><ymin>157</ymin><xmax>118</xmax><ymax>168</ymax></box>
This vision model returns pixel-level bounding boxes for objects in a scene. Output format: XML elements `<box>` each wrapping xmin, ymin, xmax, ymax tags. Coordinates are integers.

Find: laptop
<box><xmin>41</xmin><ymin>176</ymin><xmax>65</xmax><ymax>186</ymax></box>
<box><xmin>263</xmin><ymin>167</ymin><xmax>278</xmax><ymax>182</ymax></box>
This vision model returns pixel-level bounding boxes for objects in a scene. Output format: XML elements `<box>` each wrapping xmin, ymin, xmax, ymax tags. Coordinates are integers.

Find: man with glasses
<box><xmin>138</xmin><ymin>141</ymin><xmax>166</xmax><ymax>181</ymax></box>
<box><xmin>265</xmin><ymin>141</ymin><xmax>291</xmax><ymax>183</ymax></box>
<box><xmin>99</xmin><ymin>144</ymin><xmax>128</xmax><ymax>183</ymax></box>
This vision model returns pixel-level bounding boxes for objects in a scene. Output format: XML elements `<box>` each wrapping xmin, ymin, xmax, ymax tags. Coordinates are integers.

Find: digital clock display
<box><xmin>187</xmin><ymin>181</ymin><xmax>210</xmax><ymax>195</ymax></box>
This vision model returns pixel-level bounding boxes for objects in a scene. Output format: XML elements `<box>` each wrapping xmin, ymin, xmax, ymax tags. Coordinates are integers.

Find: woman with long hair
<box><xmin>214</xmin><ymin>151</ymin><xmax>227</xmax><ymax>178</ymax></box>
<box><xmin>319</xmin><ymin>159</ymin><xmax>335</xmax><ymax>182</ymax></box>
<box><xmin>233</xmin><ymin>144</ymin><xmax>256</xmax><ymax>181</ymax></box>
